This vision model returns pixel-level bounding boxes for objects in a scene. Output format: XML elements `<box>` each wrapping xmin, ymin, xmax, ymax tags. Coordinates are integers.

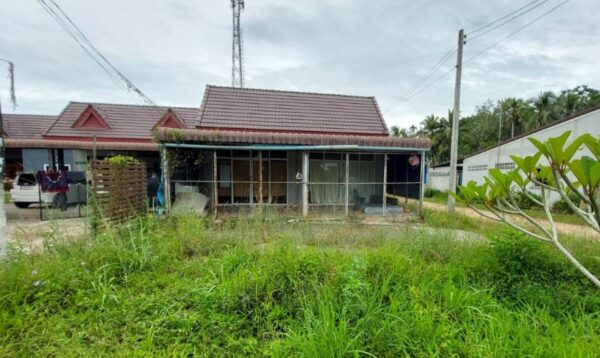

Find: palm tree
<box><xmin>529</xmin><ymin>91</ymin><xmax>557</xmax><ymax>128</ymax></box>
<box><xmin>500</xmin><ymin>98</ymin><xmax>528</xmax><ymax>138</ymax></box>
<box><xmin>419</xmin><ymin>114</ymin><xmax>440</xmax><ymax>139</ymax></box>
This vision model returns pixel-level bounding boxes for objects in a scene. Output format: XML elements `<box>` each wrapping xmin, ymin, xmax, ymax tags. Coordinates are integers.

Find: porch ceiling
<box><xmin>156</xmin><ymin>128</ymin><xmax>431</xmax><ymax>150</ymax></box>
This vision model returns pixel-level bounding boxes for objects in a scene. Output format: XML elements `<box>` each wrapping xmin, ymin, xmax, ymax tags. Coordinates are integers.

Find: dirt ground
<box><xmin>424</xmin><ymin>201</ymin><xmax>599</xmax><ymax>239</ymax></box>
<box><xmin>6</xmin><ymin>218</ymin><xmax>86</xmax><ymax>254</ymax></box>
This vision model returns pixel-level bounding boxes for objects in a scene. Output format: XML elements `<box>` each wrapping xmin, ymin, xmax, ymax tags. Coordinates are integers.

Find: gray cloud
<box><xmin>0</xmin><ymin>0</ymin><xmax>598</xmax><ymax>130</ymax></box>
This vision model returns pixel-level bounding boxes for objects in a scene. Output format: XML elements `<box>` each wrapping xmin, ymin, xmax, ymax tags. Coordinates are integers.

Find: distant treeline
<box><xmin>391</xmin><ymin>85</ymin><xmax>600</xmax><ymax>165</ymax></box>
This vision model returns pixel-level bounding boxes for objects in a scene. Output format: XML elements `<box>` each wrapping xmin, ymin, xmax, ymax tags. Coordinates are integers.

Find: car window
<box><xmin>17</xmin><ymin>174</ymin><xmax>37</xmax><ymax>186</ymax></box>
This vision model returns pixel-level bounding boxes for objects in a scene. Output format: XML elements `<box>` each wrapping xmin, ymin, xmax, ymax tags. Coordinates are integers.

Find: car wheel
<box><xmin>53</xmin><ymin>192</ymin><xmax>68</xmax><ymax>211</ymax></box>
<box><xmin>14</xmin><ymin>202</ymin><xmax>30</xmax><ymax>209</ymax></box>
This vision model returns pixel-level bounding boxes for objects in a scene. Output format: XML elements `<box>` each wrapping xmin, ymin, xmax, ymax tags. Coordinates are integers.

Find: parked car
<box><xmin>10</xmin><ymin>172</ymin><xmax>87</xmax><ymax>210</ymax></box>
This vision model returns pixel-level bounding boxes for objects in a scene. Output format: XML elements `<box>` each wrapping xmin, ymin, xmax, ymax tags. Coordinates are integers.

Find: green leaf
<box><xmin>564</xmin><ymin>133</ymin><xmax>593</xmax><ymax>162</ymax></box>
<box><xmin>529</xmin><ymin>137</ymin><xmax>550</xmax><ymax>158</ymax></box>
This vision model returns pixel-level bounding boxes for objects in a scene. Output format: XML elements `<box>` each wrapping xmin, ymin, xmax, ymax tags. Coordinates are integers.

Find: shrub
<box><xmin>551</xmin><ymin>192</ymin><xmax>582</xmax><ymax>214</ymax></box>
<box><xmin>424</xmin><ymin>188</ymin><xmax>442</xmax><ymax>198</ymax></box>
<box><xmin>512</xmin><ymin>191</ymin><xmax>542</xmax><ymax>210</ymax></box>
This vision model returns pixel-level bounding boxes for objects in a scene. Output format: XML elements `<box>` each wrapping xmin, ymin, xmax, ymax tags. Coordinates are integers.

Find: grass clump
<box><xmin>0</xmin><ymin>214</ymin><xmax>599</xmax><ymax>356</ymax></box>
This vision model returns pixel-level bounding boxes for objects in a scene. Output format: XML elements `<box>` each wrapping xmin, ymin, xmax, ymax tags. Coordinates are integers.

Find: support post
<box><xmin>419</xmin><ymin>150</ymin><xmax>426</xmax><ymax>219</ymax></box>
<box><xmin>302</xmin><ymin>151</ymin><xmax>309</xmax><ymax>217</ymax></box>
<box><xmin>213</xmin><ymin>150</ymin><xmax>218</xmax><ymax>216</ymax></box>
<box><xmin>160</xmin><ymin>146</ymin><xmax>171</xmax><ymax>211</ymax></box>
<box><xmin>382</xmin><ymin>154</ymin><xmax>387</xmax><ymax>215</ymax></box>
<box><xmin>448</xmin><ymin>28</ymin><xmax>465</xmax><ymax>214</ymax></box>
<box><xmin>345</xmin><ymin>153</ymin><xmax>349</xmax><ymax>216</ymax></box>
<box><xmin>258</xmin><ymin>151</ymin><xmax>263</xmax><ymax>208</ymax></box>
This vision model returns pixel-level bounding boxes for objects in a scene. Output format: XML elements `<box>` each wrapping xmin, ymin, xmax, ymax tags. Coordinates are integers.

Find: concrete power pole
<box><xmin>448</xmin><ymin>29</ymin><xmax>465</xmax><ymax>213</ymax></box>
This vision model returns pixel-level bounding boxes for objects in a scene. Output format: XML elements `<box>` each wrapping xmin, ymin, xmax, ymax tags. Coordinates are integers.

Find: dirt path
<box><xmin>424</xmin><ymin>201</ymin><xmax>599</xmax><ymax>239</ymax></box>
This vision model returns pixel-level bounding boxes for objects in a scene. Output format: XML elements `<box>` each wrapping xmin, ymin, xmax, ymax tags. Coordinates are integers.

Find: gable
<box><xmin>153</xmin><ymin>109</ymin><xmax>184</xmax><ymax>129</ymax></box>
<box><xmin>72</xmin><ymin>105</ymin><xmax>110</xmax><ymax>129</ymax></box>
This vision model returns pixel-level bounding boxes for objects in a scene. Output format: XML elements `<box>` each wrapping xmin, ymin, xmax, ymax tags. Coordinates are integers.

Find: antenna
<box><xmin>231</xmin><ymin>0</ymin><xmax>245</xmax><ymax>88</ymax></box>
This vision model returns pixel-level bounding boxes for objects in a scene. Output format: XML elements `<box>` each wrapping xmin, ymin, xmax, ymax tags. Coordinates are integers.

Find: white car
<box><xmin>10</xmin><ymin>173</ymin><xmax>87</xmax><ymax>210</ymax></box>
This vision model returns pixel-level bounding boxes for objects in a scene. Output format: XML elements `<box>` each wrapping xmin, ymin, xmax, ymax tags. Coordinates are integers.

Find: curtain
<box><xmin>309</xmin><ymin>160</ymin><xmax>344</xmax><ymax>204</ymax></box>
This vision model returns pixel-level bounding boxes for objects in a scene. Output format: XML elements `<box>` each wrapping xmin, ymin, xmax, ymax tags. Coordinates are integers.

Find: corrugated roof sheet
<box><xmin>157</xmin><ymin>128</ymin><xmax>431</xmax><ymax>149</ymax></box>
<box><xmin>3</xmin><ymin>114</ymin><xmax>57</xmax><ymax>139</ymax></box>
<box><xmin>197</xmin><ymin>85</ymin><xmax>389</xmax><ymax>135</ymax></box>
<box><xmin>44</xmin><ymin>102</ymin><xmax>199</xmax><ymax>139</ymax></box>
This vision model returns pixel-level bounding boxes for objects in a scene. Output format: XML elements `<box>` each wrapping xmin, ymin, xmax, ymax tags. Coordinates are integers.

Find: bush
<box><xmin>551</xmin><ymin>192</ymin><xmax>582</xmax><ymax>214</ymax></box>
<box><xmin>424</xmin><ymin>188</ymin><xmax>443</xmax><ymax>198</ymax></box>
<box><xmin>512</xmin><ymin>191</ymin><xmax>542</xmax><ymax>210</ymax></box>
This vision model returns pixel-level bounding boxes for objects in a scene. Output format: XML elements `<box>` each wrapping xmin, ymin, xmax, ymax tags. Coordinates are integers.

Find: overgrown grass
<box><xmin>0</xmin><ymin>214</ymin><xmax>599</xmax><ymax>356</ymax></box>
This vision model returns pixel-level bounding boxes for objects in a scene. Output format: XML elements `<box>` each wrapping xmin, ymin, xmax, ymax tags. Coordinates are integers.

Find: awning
<box><xmin>156</xmin><ymin>128</ymin><xmax>431</xmax><ymax>150</ymax></box>
<box><xmin>4</xmin><ymin>138</ymin><xmax>158</xmax><ymax>152</ymax></box>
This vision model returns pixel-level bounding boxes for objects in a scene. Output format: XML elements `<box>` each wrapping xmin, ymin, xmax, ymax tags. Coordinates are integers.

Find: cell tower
<box><xmin>231</xmin><ymin>0</ymin><xmax>245</xmax><ymax>88</ymax></box>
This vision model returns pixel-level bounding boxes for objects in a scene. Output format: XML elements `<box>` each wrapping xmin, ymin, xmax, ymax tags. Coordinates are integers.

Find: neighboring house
<box><xmin>458</xmin><ymin>105</ymin><xmax>600</xmax><ymax>201</ymax></box>
<box><xmin>3</xmin><ymin>114</ymin><xmax>57</xmax><ymax>178</ymax></box>
<box><xmin>3</xmin><ymin>102</ymin><xmax>197</xmax><ymax>177</ymax></box>
<box><xmin>157</xmin><ymin>86</ymin><xmax>431</xmax><ymax>216</ymax></box>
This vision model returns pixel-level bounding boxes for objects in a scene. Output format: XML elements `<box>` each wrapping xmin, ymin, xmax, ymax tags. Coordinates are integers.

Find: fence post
<box><xmin>383</xmin><ymin>154</ymin><xmax>387</xmax><ymax>216</ymax></box>
<box><xmin>345</xmin><ymin>153</ymin><xmax>349</xmax><ymax>217</ymax></box>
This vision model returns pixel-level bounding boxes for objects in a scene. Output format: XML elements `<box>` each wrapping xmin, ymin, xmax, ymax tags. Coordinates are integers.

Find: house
<box><xmin>3</xmin><ymin>102</ymin><xmax>198</xmax><ymax>177</ymax></box>
<box><xmin>157</xmin><ymin>85</ymin><xmax>431</xmax><ymax>216</ymax></box>
<box><xmin>428</xmin><ymin>104</ymin><xmax>599</xmax><ymax>199</ymax></box>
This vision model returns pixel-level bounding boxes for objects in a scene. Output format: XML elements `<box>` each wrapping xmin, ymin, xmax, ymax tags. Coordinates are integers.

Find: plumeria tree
<box><xmin>451</xmin><ymin>131</ymin><xmax>600</xmax><ymax>288</ymax></box>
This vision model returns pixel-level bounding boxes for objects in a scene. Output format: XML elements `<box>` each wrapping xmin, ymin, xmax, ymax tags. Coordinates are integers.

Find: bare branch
<box><xmin>483</xmin><ymin>203</ymin><xmax>552</xmax><ymax>243</ymax></box>
<box><xmin>541</xmin><ymin>187</ymin><xmax>600</xmax><ymax>288</ymax></box>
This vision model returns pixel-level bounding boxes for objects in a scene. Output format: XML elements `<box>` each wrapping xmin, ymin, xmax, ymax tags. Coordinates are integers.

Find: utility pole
<box><xmin>448</xmin><ymin>29</ymin><xmax>465</xmax><ymax>213</ymax></box>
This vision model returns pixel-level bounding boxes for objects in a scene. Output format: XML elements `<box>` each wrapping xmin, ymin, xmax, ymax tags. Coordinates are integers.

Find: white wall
<box><xmin>427</xmin><ymin>166</ymin><xmax>451</xmax><ymax>191</ymax></box>
<box><xmin>462</xmin><ymin>108</ymin><xmax>600</xmax><ymax>201</ymax></box>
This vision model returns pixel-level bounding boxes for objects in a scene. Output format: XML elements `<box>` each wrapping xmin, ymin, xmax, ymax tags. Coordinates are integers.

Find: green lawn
<box><xmin>0</xmin><ymin>214</ymin><xmax>599</xmax><ymax>356</ymax></box>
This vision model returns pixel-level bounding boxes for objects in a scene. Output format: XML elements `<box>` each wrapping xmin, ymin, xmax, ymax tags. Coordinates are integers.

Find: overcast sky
<box><xmin>1</xmin><ymin>0</ymin><xmax>598</xmax><ymax>129</ymax></box>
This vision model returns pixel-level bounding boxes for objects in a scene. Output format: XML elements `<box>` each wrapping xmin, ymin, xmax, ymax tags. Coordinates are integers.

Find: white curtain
<box><xmin>309</xmin><ymin>160</ymin><xmax>344</xmax><ymax>204</ymax></box>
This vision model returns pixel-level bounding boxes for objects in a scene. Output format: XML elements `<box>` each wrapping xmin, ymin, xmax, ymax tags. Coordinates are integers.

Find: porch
<box><xmin>161</xmin><ymin>145</ymin><xmax>427</xmax><ymax>218</ymax></box>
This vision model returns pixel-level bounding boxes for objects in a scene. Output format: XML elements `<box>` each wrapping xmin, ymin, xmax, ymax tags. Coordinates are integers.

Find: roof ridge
<box><xmin>206</xmin><ymin>85</ymin><xmax>375</xmax><ymax>100</ymax></box>
<box><xmin>68</xmin><ymin>101</ymin><xmax>200</xmax><ymax>110</ymax></box>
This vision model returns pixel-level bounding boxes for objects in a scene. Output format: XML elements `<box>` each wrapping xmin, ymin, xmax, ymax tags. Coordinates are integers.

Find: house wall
<box><xmin>462</xmin><ymin>108</ymin><xmax>600</xmax><ymax>202</ymax></box>
<box><xmin>22</xmin><ymin>149</ymin><xmax>51</xmax><ymax>172</ymax></box>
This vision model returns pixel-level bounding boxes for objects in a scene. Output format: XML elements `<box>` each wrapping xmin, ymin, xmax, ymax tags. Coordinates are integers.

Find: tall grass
<box><xmin>0</xmin><ymin>214</ymin><xmax>598</xmax><ymax>356</ymax></box>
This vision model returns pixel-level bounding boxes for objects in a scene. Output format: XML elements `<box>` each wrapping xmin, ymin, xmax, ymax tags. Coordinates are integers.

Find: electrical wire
<box><xmin>37</xmin><ymin>0</ymin><xmax>167</xmax><ymax>118</ymax></box>
<box><xmin>468</xmin><ymin>0</ymin><xmax>541</xmax><ymax>35</ymax></box>
<box><xmin>386</xmin><ymin>0</ymin><xmax>569</xmax><ymax>108</ymax></box>
<box><xmin>383</xmin><ymin>45</ymin><xmax>456</xmax><ymax>113</ymax></box>
<box><xmin>464</xmin><ymin>0</ymin><xmax>570</xmax><ymax>64</ymax></box>
<box><xmin>468</xmin><ymin>0</ymin><xmax>550</xmax><ymax>42</ymax></box>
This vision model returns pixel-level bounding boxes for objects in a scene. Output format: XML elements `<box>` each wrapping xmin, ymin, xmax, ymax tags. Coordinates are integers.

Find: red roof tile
<box><xmin>44</xmin><ymin>102</ymin><xmax>198</xmax><ymax>140</ymax></box>
<box><xmin>3</xmin><ymin>114</ymin><xmax>57</xmax><ymax>139</ymax></box>
<box><xmin>197</xmin><ymin>85</ymin><xmax>389</xmax><ymax>136</ymax></box>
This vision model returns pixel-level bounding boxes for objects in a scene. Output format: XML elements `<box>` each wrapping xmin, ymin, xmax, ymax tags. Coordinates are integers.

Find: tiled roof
<box><xmin>44</xmin><ymin>102</ymin><xmax>199</xmax><ymax>140</ymax></box>
<box><xmin>197</xmin><ymin>85</ymin><xmax>389</xmax><ymax>136</ymax></box>
<box><xmin>157</xmin><ymin>128</ymin><xmax>431</xmax><ymax>149</ymax></box>
<box><xmin>3</xmin><ymin>114</ymin><xmax>57</xmax><ymax>139</ymax></box>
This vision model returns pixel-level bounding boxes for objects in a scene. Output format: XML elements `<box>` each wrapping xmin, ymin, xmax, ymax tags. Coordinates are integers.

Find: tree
<box><xmin>529</xmin><ymin>91</ymin><xmax>557</xmax><ymax>128</ymax></box>
<box><xmin>451</xmin><ymin>131</ymin><xmax>600</xmax><ymax>288</ymax></box>
<box><xmin>390</xmin><ymin>125</ymin><xmax>400</xmax><ymax>137</ymax></box>
<box><xmin>499</xmin><ymin>97</ymin><xmax>528</xmax><ymax>138</ymax></box>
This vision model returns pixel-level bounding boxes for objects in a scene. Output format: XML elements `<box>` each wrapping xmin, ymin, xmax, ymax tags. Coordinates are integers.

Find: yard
<box><xmin>0</xmin><ymin>212</ymin><xmax>598</xmax><ymax>356</ymax></box>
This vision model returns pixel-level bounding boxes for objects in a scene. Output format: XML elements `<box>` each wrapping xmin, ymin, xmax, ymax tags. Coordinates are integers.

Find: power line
<box><xmin>464</xmin><ymin>0</ymin><xmax>570</xmax><ymax>64</ymax></box>
<box><xmin>387</xmin><ymin>0</ymin><xmax>569</xmax><ymax>109</ymax></box>
<box><xmin>383</xmin><ymin>45</ymin><xmax>456</xmax><ymax>113</ymax></box>
<box><xmin>468</xmin><ymin>0</ymin><xmax>541</xmax><ymax>35</ymax></box>
<box><xmin>37</xmin><ymin>0</ymin><xmax>164</xmax><ymax>117</ymax></box>
<box><xmin>45</xmin><ymin>0</ymin><xmax>158</xmax><ymax>107</ymax></box>
<box><xmin>468</xmin><ymin>0</ymin><xmax>550</xmax><ymax>42</ymax></box>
